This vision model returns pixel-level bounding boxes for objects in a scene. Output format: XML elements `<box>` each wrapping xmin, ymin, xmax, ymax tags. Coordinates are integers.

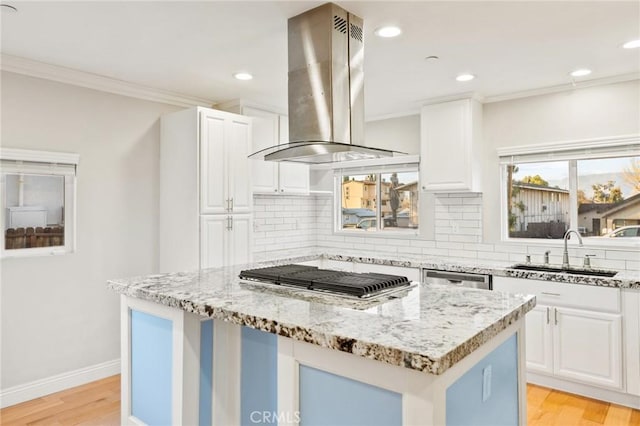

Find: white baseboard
<box><xmin>0</xmin><ymin>359</ymin><xmax>121</xmax><ymax>409</ymax></box>
<box><xmin>528</xmin><ymin>372</ymin><xmax>640</xmax><ymax>409</ymax></box>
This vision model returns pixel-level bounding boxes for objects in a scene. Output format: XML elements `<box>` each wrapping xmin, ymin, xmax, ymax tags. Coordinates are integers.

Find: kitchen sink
<box><xmin>510</xmin><ymin>264</ymin><xmax>618</xmax><ymax>277</ymax></box>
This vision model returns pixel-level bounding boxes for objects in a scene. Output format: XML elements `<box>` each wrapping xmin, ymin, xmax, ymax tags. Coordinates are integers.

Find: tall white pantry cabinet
<box><xmin>160</xmin><ymin>106</ymin><xmax>252</xmax><ymax>272</ymax></box>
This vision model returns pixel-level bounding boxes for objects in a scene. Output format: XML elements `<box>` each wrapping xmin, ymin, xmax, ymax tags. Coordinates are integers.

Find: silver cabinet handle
<box><xmin>226</xmin><ymin>216</ymin><xmax>231</xmax><ymax>230</ymax></box>
<box><xmin>230</xmin><ymin>198</ymin><xmax>234</xmax><ymax>211</ymax></box>
<box><xmin>554</xmin><ymin>308</ymin><xmax>558</xmax><ymax>325</ymax></box>
<box><xmin>225</xmin><ymin>198</ymin><xmax>230</xmax><ymax>211</ymax></box>
<box><xmin>541</xmin><ymin>292</ymin><xmax>561</xmax><ymax>297</ymax></box>
<box><xmin>229</xmin><ymin>216</ymin><xmax>233</xmax><ymax>231</ymax></box>
<box><xmin>546</xmin><ymin>307</ymin><xmax>550</xmax><ymax>324</ymax></box>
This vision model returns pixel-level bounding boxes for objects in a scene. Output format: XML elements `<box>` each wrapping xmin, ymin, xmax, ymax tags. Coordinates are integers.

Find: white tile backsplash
<box><xmin>254</xmin><ymin>192</ymin><xmax>638</xmax><ymax>271</ymax></box>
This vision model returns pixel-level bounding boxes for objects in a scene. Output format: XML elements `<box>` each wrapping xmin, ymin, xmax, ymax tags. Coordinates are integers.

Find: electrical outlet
<box><xmin>452</xmin><ymin>222</ymin><xmax>460</xmax><ymax>234</ymax></box>
<box><xmin>482</xmin><ymin>365</ymin><xmax>492</xmax><ymax>402</ymax></box>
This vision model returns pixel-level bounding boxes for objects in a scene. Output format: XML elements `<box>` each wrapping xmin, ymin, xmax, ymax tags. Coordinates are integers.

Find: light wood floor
<box><xmin>1</xmin><ymin>376</ymin><xmax>639</xmax><ymax>425</ymax></box>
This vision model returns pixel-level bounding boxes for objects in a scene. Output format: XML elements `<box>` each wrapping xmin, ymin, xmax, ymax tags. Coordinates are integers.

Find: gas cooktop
<box><xmin>239</xmin><ymin>264</ymin><xmax>412</xmax><ymax>299</ymax></box>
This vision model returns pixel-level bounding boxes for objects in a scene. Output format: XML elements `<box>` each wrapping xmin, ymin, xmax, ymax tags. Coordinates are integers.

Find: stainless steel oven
<box><xmin>422</xmin><ymin>269</ymin><xmax>492</xmax><ymax>290</ymax></box>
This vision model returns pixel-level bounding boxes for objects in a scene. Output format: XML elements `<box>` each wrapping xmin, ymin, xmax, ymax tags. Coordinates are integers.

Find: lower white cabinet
<box><xmin>553</xmin><ymin>307</ymin><xmax>622</xmax><ymax>389</ymax></box>
<box><xmin>524</xmin><ymin>305</ymin><xmax>553</xmax><ymax>375</ymax></box>
<box><xmin>200</xmin><ymin>214</ymin><xmax>252</xmax><ymax>269</ymax></box>
<box><xmin>494</xmin><ymin>276</ymin><xmax>623</xmax><ymax>391</ymax></box>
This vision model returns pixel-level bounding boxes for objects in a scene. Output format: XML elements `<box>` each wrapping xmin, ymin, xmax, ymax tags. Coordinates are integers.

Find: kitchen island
<box><xmin>108</xmin><ymin>257</ymin><xmax>536</xmax><ymax>426</ymax></box>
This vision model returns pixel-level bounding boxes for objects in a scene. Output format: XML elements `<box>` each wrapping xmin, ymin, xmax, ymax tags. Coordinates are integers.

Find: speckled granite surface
<box><xmin>108</xmin><ymin>256</ymin><xmax>535</xmax><ymax>376</ymax></box>
<box><xmin>324</xmin><ymin>254</ymin><xmax>640</xmax><ymax>289</ymax></box>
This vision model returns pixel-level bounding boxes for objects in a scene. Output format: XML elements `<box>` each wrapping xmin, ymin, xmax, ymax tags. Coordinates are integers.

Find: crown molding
<box><xmin>484</xmin><ymin>73</ymin><xmax>640</xmax><ymax>103</ymax></box>
<box><xmin>0</xmin><ymin>54</ymin><xmax>216</xmax><ymax>108</ymax></box>
<box><xmin>1</xmin><ymin>147</ymin><xmax>80</xmax><ymax>165</ymax></box>
<box><xmin>497</xmin><ymin>134</ymin><xmax>640</xmax><ymax>157</ymax></box>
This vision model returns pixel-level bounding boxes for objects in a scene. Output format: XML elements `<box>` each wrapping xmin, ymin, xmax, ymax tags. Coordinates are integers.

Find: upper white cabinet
<box><xmin>199</xmin><ymin>111</ymin><xmax>252</xmax><ymax>214</ymax></box>
<box><xmin>218</xmin><ymin>101</ymin><xmax>309</xmax><ymax>195</ymax></box>
<box><xmin>420</xmin><ymin>98</ymin><xmax>483</xmax><ymax>192</ymax></box>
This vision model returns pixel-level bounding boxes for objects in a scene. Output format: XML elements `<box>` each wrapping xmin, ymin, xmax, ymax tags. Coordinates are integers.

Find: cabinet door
<box><xmin>553</xmin><ymin>307</ymin><xmax>622</xmax><ymax>389</ymax></box>
<box><xmin>200</xmin><ymin>112</ymin><xmax>228</xmax><ymax>214</ymax></box>
<box><xmin>226</xmin><ymin>117</ymin><xmax>252</xmax><ymax>213</ymax></box>
<box><xmin>277</xmin><ymin>115</ymin><xmax>310</xmax><ymax>194</ymax></box>
<box><xmin>200</xmin><ymin>215</ymin><xmax>227</xmax><ymax>269</ymax></box>
<box><xmin>525</xmin><ymin>305</ymin><xmax>554</xmax><ymax>375</ymax></box>
<box><xmin>245</xmin><ymin>107</ymin><xmax>279</xmax><ymax>194</ymax></box>
<box><xmin>228</xmin><ymin>214</ymin><xmax>252</xmax><ymax>266</ymax></box>
<box><xmin>420</xmin><ymin>99</ymin><xmax>474</xmax><ymax>192</ymax></box>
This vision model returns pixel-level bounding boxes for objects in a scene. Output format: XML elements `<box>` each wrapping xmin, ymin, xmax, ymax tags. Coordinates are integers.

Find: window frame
<box><xmin>1</xmin><ymin>148</ymin><xmax>79</xmax><ymax>258</ymax></box>
<box><xmin>498</xmin><ymin>135</ymin><xmax>640</xmax><ymax>247</ymax></box>
<box><xmin>331</xmin><ymin>156</ymin><xmax>421</xmax><ymax>237</ymax></box>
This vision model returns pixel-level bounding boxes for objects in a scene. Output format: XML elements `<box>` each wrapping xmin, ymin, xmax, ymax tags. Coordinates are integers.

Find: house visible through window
<box><xmin>338</xmin><ymin>169</ymin><xmax>419</xmax><ymax>232</ymax></box>
<box><xmin>503</xmin><ymin>149</ymin><xmax>640</xmax><ymax>242</ymax></box>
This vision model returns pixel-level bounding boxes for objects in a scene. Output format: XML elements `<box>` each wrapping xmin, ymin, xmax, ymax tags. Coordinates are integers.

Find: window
<box><xmin>501</xmin><ymin>138</ymin><xmax>639</xmax><ymax>244</ymax></box>
<box><xmin>1</xmin><ymin>148</ymin><xmax>79</xmax><ymax>256</ymax></box>
<box><xmin>337</xmin><ymin>166</ymin><xmax>419</xmax><ymax>233</ymax></box>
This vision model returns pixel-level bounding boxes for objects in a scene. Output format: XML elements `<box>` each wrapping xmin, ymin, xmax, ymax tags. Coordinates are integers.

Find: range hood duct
<box><xmin>249</xmin><ymin>2</ymin><xmax>404</xmax><ymax>164</ymax></box>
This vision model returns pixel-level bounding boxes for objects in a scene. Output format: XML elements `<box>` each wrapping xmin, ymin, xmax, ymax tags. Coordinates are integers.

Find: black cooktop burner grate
<box><xmin>239</xmin><ymin>264</ymin><xmax>411</xmax><ymax>297</ymax></box>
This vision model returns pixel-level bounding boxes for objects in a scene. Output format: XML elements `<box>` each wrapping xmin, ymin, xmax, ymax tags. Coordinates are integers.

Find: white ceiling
<box><xmin>2</xmin><ymin>1</ymin><xmax>639</xmax><ymax>118</ymax></box>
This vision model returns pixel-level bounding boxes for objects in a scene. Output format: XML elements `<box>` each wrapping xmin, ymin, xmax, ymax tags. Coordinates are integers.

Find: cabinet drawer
<box><xmin>493</xmin><ymin>276</ymin><xmax>620</xmax><ymax>312</ymax></box>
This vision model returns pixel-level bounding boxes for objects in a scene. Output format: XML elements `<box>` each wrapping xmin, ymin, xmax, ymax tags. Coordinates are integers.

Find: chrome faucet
<box><xmin>562</xmin><ymin>229</ymin><xmax>583</xmax><ymax>268</ymax></box>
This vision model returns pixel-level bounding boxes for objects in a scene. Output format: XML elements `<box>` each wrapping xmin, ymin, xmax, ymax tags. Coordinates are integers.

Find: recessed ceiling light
<box><xmin>425</xmin><ymin>55</ymin><xmax>440</xmax><ymax>61</ymax></box>
<box><xmin>623</xmin><ymin>39</ymin><xmax>640</xmax><ymax>49</ymax></box>
<box><xmin>374</xmin><ymin>26</ymin><xmax>402</xmax><ymax>38</ymax></box>
<box><xmin>456</xmin><ymin>74</ymin><xmax>475</xmax><ymax>82</ymax></box>
<box><xmin>570</xmin><ymin>69</ymin><xmax>592</xmax><ymax>77</ymax></box>
<box><xmin>233</xmin><ymin>72</ymin><xmax>253</xmax><ymax>81</ymax></box>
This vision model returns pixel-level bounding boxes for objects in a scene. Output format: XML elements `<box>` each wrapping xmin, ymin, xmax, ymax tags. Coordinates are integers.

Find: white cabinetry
<box><xmin>199</xmin><ymin>112</ymin><xmax>251</xmax><ymax>214</ymax></box>
<box><xmin>524</xmin><ymin>305</ymin><xmax>553</xmax><ymax>375</ymax></box>
<box><xmin>200</xmin><ymin>214</ymin><xmax>251</xmax><ymax>269</ymax></box>
<box><xmin>160</xmin><ymin>107</ymin><xmax>252</xmax><ymax>272</ymax></box>
<box><xmin>218</xmin><ymin>102</ymin><xmax>309</xmax><ymax>195</ymax></box>
<box><xmin>493</xmin><ymin>276</ymin><xmax>622</xmax><ymax>390</ymax></box>
<box><xmin>420</xmin><ymin>98</ymin><xmax>482</xmax><ymax>192</ymax></box>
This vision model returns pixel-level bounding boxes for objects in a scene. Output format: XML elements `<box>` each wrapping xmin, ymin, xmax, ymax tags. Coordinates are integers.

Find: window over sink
<box><xmin>499</xmin><ymin>136</ymin><xmax>640</xmax><ymax>246</ymax></box>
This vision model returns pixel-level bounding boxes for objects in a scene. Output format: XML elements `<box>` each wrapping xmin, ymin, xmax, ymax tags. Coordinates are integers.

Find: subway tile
<box><xmin>411</xmin><ymin>240</ymin><xmax>437</xmax><ymax>248</ymax></box>
<box><xmin>605</xmin><ymin>250</ymin><xmax>640</xmax><ymax>261</ymax></box>
<box><xmin>463</xmin><ymin>243</ymin><xmax>494</xmax><ymax>252</ymax></box>
<box><xmin>448</xmin><ymin>250</ymin><xmax>478</xmax><ymax>259</ymax></box>
<box><xmin>436</xmin><ymin>241</ymin><xmax>464</xmax><ymax>250</ymax></box>
<box><xmin>476</xmin><ymin>251</ymin><xmax>511</xmax><ymax>262</ymax></box>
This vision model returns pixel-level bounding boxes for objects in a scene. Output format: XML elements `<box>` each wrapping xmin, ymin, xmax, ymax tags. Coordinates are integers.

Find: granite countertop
<box><xmin>324</xmin><ymin>253</ymin><xmax>640</xmax><ymax>289</ymax></box>
<box><xmin>108</xmin><ymin>256</ymin><xmax>535</xmax><ymax>376</ymax></box>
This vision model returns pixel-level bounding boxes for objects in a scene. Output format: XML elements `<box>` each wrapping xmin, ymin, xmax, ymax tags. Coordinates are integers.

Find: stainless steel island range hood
<box><xmin>249</xmin><ymin>2</ymin><xmax>404</xmax><ymax>164</ymax></box>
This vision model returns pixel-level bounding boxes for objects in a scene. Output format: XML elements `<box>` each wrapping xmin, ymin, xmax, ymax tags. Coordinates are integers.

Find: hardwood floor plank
<box><xmin>604</xmin><ymin>405</ymin><xmax>633</xmax><ymax>426</ymax></box>
<box><xmin>583</xmin><ymin>398</ymin><xmax>611</xmax><ymax>424</ymax></box>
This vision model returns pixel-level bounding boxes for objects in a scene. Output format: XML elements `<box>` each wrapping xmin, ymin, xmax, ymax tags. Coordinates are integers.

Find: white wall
<box><xmin>365</xmin><ymin>114</ymin><xmax>420</xmax><ymax>154</ymax></box>
<box><xmin>313</xmin><ymin>80</ymin><xmax>640</xmax><ymax>271</ymax></box>
<box><xmin>482</xmin><ymin>79</ymin><xmax>640</xmax><ymax>241</ymax></box>
<box><xmin>0</xmin><ymin>71</ymin><xmax>180</xmax><ymax>390</ymax></box>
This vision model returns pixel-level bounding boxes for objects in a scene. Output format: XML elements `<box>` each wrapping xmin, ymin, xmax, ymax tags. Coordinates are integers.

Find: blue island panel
<box><xmin>446</xmin><ymin>334</ymin><xmax>519</xmax><ymax>426</ymax></box>
<box><xmin>131</xmin><ymin>310</ymin><xmax>173</xmax><ymax>425</ymax></box>
<box><xmin>241</xmin><ymin>327</ymin><xmax>278</xmax><ymax>426</ymax></box>
<box><xmin>299</xmin><ymin>365</ymin><xmax>402</xmax><ymax>426</ymax></box>
<box><xmin>199</xmin><ymin>320</ymin><xmax>214</xmax><ymax>426</ymax></box>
